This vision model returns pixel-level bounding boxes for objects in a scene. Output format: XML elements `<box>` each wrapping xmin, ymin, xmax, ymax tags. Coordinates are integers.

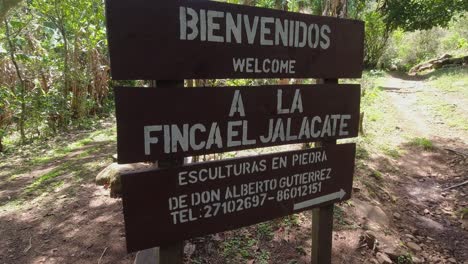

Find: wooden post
<box><xmin>311</xmin><ymin>78</ymin><xmax>338</xmax><ymax>264</ymax></box>
<box><xmin>154</xmin><ymin>80</ymin><xmax>185</xmax><ymax>264</ymax></box>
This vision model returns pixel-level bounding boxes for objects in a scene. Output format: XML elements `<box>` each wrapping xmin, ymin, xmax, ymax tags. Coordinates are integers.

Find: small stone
<box><xmin>393</xmin><ymin>212</ymin><xmax>401</xmax><ymax>219</ymax></box>
<box><xmin>448</xmin><ymin>258</ymin><xmax>456</xmax><ymax>263</ymax></box>
<box><xmin>407</xmin><ymin>242</ymin><xmax>422</xmax><ymax>252</ymax></box>
<box><xmin>423</xmin><ymin>209</ymin><xmax>430</xmax><ymax>214</ymax></box>
<box><xmin>376</xmin><ymin>252</ymin><xmax>392</xmax><ymax>264</ymax></box>
<box><xmin>184</xmin><ymin>243</ymin><xmax>196</xmax><ymax>257</ymax></box>
<box><xmin>412</xmin><ymin>256</ymin><xmax>423</xmax><ymax>263</ymax></box>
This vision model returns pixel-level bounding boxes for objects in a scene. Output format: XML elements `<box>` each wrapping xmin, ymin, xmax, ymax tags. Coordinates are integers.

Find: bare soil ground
<box><xmin>0</xmin><ymin>70</ymin><xmax>467</xmax><ymax>264</ymax></box>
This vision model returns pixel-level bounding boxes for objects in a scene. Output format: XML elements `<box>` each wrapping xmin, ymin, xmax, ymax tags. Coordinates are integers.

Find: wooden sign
<box><xmin>122</xmin><ymin>143</ymin><xmax>355</xmax><ymax>252</ymax></box>
<box><xmin>114</xmin><ymin>84</ymin><xmax>360</xmax><ymax>164</ymax></box>
<box><xmin>105</xmin><ymin>0</ymin><xmax>364</xmax><ymax>80</ymax></box>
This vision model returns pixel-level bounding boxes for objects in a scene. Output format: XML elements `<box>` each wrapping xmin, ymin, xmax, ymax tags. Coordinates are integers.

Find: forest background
<box><xmin>0</xmin><ymin>0</ymin><xmax>467</xmax><ymax>152</ymax></box>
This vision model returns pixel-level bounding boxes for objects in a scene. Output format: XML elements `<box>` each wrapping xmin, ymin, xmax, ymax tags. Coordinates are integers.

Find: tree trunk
<box><xmin>57</xmin><ymin>16</ymin><xmax>70</xmax><ymax>127</ymax></box>
<box><xmin>323</xmin><ymin>0</ymin><xmax>348</xmax><ymax>17</ymax></box>
<box><xmin>0</xmin><ymin>0</ymin><xmax>23</xmax><ymax>21</ymax></box>
<box><xmin>4</xmin><ymin>18</ymin><xmax>26</xmax><ymax>144</ymax></box>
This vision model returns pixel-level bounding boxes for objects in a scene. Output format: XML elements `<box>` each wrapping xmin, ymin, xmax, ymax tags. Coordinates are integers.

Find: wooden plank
<box><xmin>105</xmin><ymin>0</ymin><xmax>364</xmax><ymax>80</ymax></box>
<box><xmin>311</xmin><ymin>78</ymin><xmax>338</xmax><ymax>264</ymax></box>
<box><xmin>159</xmin><ymin>242</ymin><xmax>183</xmax><ymax>264</ymax></box>
<box><xmin>311</xmin><ymin>204</ymin><xmax>334</xmax><ymax>264</ymax></box>
<box><xmin>154</xmin><ymin>80</ymin><xmax>185</xmax><ymax>264</ymax></box>
<box><xmin>114</xmin><ymin>84</ymin><xmax>361</xmax><ymax>164</ymax></box>
<box><xmin>121</xmin><ymin>143</ymin><xmax>356</xmax><ymax>252</ymax></box>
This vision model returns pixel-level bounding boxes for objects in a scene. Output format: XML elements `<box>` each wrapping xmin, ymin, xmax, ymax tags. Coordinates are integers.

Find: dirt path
<box><xmin>0</xmin><ymin>72</ymin><xmax>467</xmax><ymax>264</ymax></box>
<box><xmin>0</xmin><ymin>125</ymin><xmax>135</xmax><ymax>264</ymax></box>
<box><xmin>381</xmin><ymin>74</ymin><xmax>468</xmax><ymax>145</ymax></box>
<box><xmin>346</xmin><ymin>73</ymin><xmax>468</xmax><ymax>263</ymax></box>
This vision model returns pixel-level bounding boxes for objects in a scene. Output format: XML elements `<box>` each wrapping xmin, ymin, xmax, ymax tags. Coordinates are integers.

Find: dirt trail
<box><xmin>381</xmin><ymin>74</ymin><xmax>467</xmax><ymax>145</ymax></box>
<box><xmin>0</xmin><ymin>73</ymin><xmax>466</xmax><ymax>264</ymax></box>
<box><xmin>348</xmin><ymin>73</ymin><xmax>468</xmax><ymax>264</ymax></box>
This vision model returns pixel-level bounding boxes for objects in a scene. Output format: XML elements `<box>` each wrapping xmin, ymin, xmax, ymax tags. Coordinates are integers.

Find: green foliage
<box><xmin>409</xmin><ymin>137</ymin><xmax>433</xmax><ymax>150</ymax></box>
<box><xmin>363</xmin><ymin>10</ymin><xmax>388</xmax><ymax>67</ymax></box>
<box><xmin>381</xmin><ymin>29</ymin><xmax>444</xmax><ymax>70</ymax></box>
<box><xmin>366</xmin><ymin>0</ymin><xmax>468</xmax><ymax>68</ymax></box>
<box><xmin>380</xmin><ymin>13</ymin><xmax>468</xmax><ymax>70</ymax></box>
<box><xmin>382</xmin><ymin>146</ymin><xmax>401</xmax><ymax>158</ymax></box>
<box><xmin>257</xmin><ymin>250</ymin><xmax>271</xmax><ymax>264</ymax></box>
<box><xmin>370</xmin><ymin>169</ymin><xmax>383</xmax><ymax>180</ymax></box>
<box><xmin>256</xmin><ymin>222</ymin><xmax>274</xmax><ymax>240</ymax></box>
<box><xmin>282</xmin><ymin>214</ymin><xmax>300</xmax><ymax>227</ymax></box>
<box><xmin>0</xmin><ymin>0</ymin><xmax>110</xmax><ymax>148</ymax></box>
<box><xmin>459</xmin><ymin>208</ymin><xmax>468</xmax><ymax>219</ymax></box>
<box><xmin>222</xmin><ymin>234</ymin><xmax>256</xmax><ymax>260</ymax></box>
<box><xmin>333</xmin><ymin>205</ymin><xmax>346</xmax><ymax>225</ymax></box>
<box><xmin>397</xmin><ymin>253</ymin><xmax>413</xmax><ymax>264</ymax></box>
<box><xmin>381</xmin><ymin>0</ymin><xmax>468</xmax><ymax>32</ymax></box>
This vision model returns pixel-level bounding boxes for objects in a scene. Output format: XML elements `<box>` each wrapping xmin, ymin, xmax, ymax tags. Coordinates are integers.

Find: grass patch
<box><xmin>427</xmin><ymin>67</ymin><xmax>468</xmax><ymax>96</ymax></box>
<box><xmin>357</xmin><ymin>73</ymin><xmax>407</xmax><ymax>156</ymax></box>
<box><xmin>281</xmin><ymin>214</ymin><xmax>300</xmax><ymax>228</ymax></box>
<box><xmin>222</xmin><ymin>234</ymin><xmax>257</xmax><ymax>260</ymax></box>
<box><xmin>370</xmin><ymin>170</ymin><xmax>384</xmax><ymax>181</ymax></box>
<box><xmin>458</xmin><ymin>207</ymin><xmax>468</xmax><ymax>219</ymax></box>
<box><xmin>334</xmin><ymin>206</ymin><xmax>346</xmax><ymax>226</ymax></box>
<box><xmin>397</xmin><ymin>253</ymin><xmax>414</xmax><ymax>264</ymax></box>
<box><xmin>0</xmin><ymin>199</ymin><xmax>22</xmax><ymax>212</ymax></box>
<box><xmin>356</xmin><ymin>145</ymin><xmax>371</xmax><ymax>160</ymax></box>
<box><xmin>256</xmin><ymin>250</ymin><xmax>270</xmax><ymax>264</ymax></box>
<box><xmin>409</xmin><ymin>137</ymin><xmax>434</xmax><ymax>150</ymax></box>
<box><xmin>433</xmin><ymin>103</ymin><xmax>468</xmax><ymax>130</ymax></box>
<box><xmin>417</xmin><ymin>69</ymin><xmax>468</xmax><ymax>131</ymax></box>
<box><xmin>24</xmin><ymin>164</ymin><xmax>71</xmax><ymax>195</ymax></box>
<box><xmin>256</xmin><ymin>222</ymin><xmax>274</xmax><ymax>240</ymax></box>
<box><xmin>76</xmin><ymin>146</ymin><xmax>102</xmax><ymax>158</ymax></box>
<box><xmin>295</xmin><ymin>246</ymin><xmax>307</xmax><ymax>256</ymax></box>
<box><xmin>381</xmin><ymin>146</ymin><xmax>402</xmax><ymax>159</ymax></box>
<box><xmin>363</xmin><ymin>180</ymin><xmax>379</xmax><ymax>199</ymax></box>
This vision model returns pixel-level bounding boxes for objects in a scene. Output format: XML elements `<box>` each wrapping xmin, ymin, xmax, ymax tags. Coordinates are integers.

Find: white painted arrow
<box><xmin>293</xmin><ymin>189</ymin><xmax>346</xmax><ymax>211</ymax></box>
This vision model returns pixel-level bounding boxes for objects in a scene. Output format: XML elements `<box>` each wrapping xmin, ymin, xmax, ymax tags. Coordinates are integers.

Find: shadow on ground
<box><xmin>356</xmin><ymin>137</ymin><xmax>468</xmax><ymax>263</ymax></box>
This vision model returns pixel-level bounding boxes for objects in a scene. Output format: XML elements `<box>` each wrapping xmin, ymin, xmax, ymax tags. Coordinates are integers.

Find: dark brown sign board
<box><xmin>115</xmin><ymin>84</ymin><xmax>360</xmax><ymax>164</ymax></box>
<box><xmin>122</xmin><ymin>143</ymin><xmax>355</xmax><ymax>252</ymax></box>
<box><xmin>105</xmin><ymin>0</ymin><xmax>364</xmax><ymax>80</ymax></box>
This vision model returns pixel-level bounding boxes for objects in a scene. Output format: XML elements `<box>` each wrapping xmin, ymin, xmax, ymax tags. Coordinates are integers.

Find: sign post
<box><xmin>153</xmin><ymin>80</ymin><xmax>185</xmax><ymax>264</ymax></box>
<box><xmin>312</xmin><ymin>78</ymin><xmax>338</xmax><ymax>264</ymax></box>
<box><xmin>114</xmin><ymin>84</ymin><xmax>361</xmax><ymax>163</ymax></box>
<box><xmin>121</xmin><ymin>144</ymin><xmax>356</xmax><ymax>251</ymax></box>
<box><xmin>105</xmin><ymin>0</ymin><xmax>364</xmax><ymax>262</ymax></box>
